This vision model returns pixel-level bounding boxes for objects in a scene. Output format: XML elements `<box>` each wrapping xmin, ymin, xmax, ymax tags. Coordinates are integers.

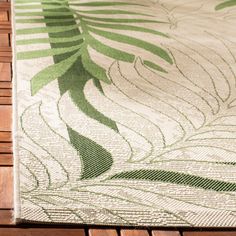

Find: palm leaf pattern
<box><xmin>215</xmin><ymin>0</ymin><xmax>236</xmax><ymax>10</ymax></box>
<box><xmin>16</xmin><ymin>0</ymin><xmax>171</xmax><ymax>95</ymax></box>
<box><xmin>16</xmin><ymin>0</ymin><xmax>173</xmax><ymax>181</ymax></box>
<box><xmin>15</xmin><ymin>0</ymin><xmax>236</xmax><ymax>226</ymax></box>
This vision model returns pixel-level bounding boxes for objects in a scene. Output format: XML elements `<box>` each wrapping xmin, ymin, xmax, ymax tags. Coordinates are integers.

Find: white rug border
<box><xmin>11</xmin><ymin>0</ymin><xmax>21</xmax><ymax>224</ymax></box>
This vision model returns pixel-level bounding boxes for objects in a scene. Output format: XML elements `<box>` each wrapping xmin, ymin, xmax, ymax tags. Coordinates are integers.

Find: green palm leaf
<box><xmin>16</xmin><ymin>24</ymin><xmax>78</xmax><ymax>35</ymax></box>
<box><xmin>16</xmin><ymin>11</ymin><xmax>73</xmax><ymax>16</ymax></box>
<box><xmin>68</xmin><ymin>127</ymin><xmax>113</xmax><ymax>180</ymax></box>
<box><xmin>16</xmin><ymin>18</ymin><xmax>78</xmax><ymax>24</ymax></box>
<box><xmin>17</xmin><ymin>35</ymin><xmax>84</xmax><ymax>45</ymax></box>
<box><xmin>143</xmin><ymin>60</ymin><xmax>167</xmax><ymax>73</ymax></box>
<box><xmin>31</xmin><ymin>50</ymin><xmax>81</xmax><ymax>95</ymax></box>
<box><xmin>84</xmin><ymin>21</ymin><xmax>169</xmax><ymax>37</ymax></box>
<box><xmin>79</xmin><ymin>9</ymin><xmax>152</xmax><ymax>16</ymax></box>
<box><xmin>88</xmin><ymin>26</ymin><xmax>173</xmax><ymax>64</ymax></box>
<box><xmin>15</xmin><ymin>0</ymin><xmax>61</xmax><ymax>2</ymax></box>
<box><xmin>87</xmin><ymin>35</ymin><xmax>135</xmax><ymax>62</ymax></box>
<box><xmin>110</xmin><ymin>169</ymin><xmax>236</xmax><ymax>191</ymax></box>
<box><xmin>70</xmin><ymin>1</ymin><xmax>146</xmax><ymax>7</ymax></box>
<box><xmin>17</xmin><ymin>0</ymin><xmax>171</xmax><ymax>96</ymax></box>
<box><xmin>17</xmin><ymin>0</ymin><xmax>172</xmax><ymax>183</ymax></box>
<box><xmin>15</xmin><ymin>4</ymin><xmax>67</xmax><ymax>10</ymax></box>
<box><xmin>81</xmin><ymin>47</ymin><xmax>111</xmax><ymax>84</ymax></box>
<box><xmin>17</xmin><ymin>44</ymin><xmax>81</xmax><ymax>60</ymax></box>
<box><xmin>80</xmin><ymin>15</ymin><xmax>165</xmax><ymax>24</ymax></box>
<box><xmin>215</xmin><ymin>0</ymin><xmax>236</xmax><ymax>10</ymax></box>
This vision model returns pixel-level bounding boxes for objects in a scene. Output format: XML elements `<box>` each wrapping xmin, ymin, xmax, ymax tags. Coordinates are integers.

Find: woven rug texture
<box><xmin>13</xmin><ymin>0</ymin><xmax>236</xmax><ymax>227</ymax></box>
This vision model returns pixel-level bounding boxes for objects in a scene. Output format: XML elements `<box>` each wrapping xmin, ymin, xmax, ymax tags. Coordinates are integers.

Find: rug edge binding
<box><xmin>11</xmin><ymin>0</ymin><xmax>21</xmax><ymax>224</ymax></box>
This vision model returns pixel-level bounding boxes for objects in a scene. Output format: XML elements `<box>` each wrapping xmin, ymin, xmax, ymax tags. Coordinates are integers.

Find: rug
<box><xmin>13</xmin><ymin>0</ymin><xmax>236</xmax><ymax>227</ymax></box>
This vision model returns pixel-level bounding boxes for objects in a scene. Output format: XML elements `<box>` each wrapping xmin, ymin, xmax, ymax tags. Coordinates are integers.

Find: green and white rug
<box><xmin>13</xmin><ymin>0</ymin><xmax>236</xmax><ymax>227</ymax></box>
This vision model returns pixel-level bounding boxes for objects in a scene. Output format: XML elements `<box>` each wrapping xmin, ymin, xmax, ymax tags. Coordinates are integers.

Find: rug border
<box><xmin>11</xmin><ymin>0</ymin><xmax>21</xmax><ymax>224</ymax></box>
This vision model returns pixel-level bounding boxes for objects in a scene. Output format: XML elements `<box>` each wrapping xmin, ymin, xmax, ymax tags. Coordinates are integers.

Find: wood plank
<box><xmin>0</xmin><ymin>46</ymin><xmax>11</xmax><ymax>52</ymax></box>
<box><xmin>0</xmin><ymin>23</ymin><xmax>11</xmax><ymax>33</ymax></box>
<box><xmin>0</xmin><ymin>228</ymin><xmax>86</xmax><ymax>236</ymax></box>
<box><xmin>0</xmin><ymin>29</ymin><xmax>11</xmax><ymax>34</ymax></box>
<box><xmin>0</xmin><ymin>89</ymin><xmax>11</xmax><ymax>96</ymax></box>
<box><xmin>120</xmin><ymin>230</ymin><xmax>149</xmax><ymax>236</ymax></box>
<box><xmin>0</xmin><ymin>21</ymin><xmax>10</xmax><ymax>26</ymax></box>
<box><xmin>0</xmin><ymin>20</ymin><xmax>11</xmax><ymax>24</ymax></box>
<box><xmin>183</xmin><ymin>232</ymin><xmax>236</xmax><ymax>236</ymax></box>
<box><xmin>0</xmin><ymin>105</ymin><xmax>12</xmax><ymax>131</ymax></box>
<box><xmin>0</xmin><ymin>81</ymin><xmax>11</xmax><ymax>88</ymax></box>
<box><xmin>0</xmin><ymin>56</ymin><xmax>11</xmax><ymax>62</ymax></box>
<box><xmin>0</xmin><ymin>63</ymin><xmax>11</xmax><ymax>81</ymax></box>
<box><xmin>0</xmin><ymin>21</ymin><xmax>11</xmax><ymax>24</ymax></box>
<box><xmin>0</xmin><ymin>142</ymin><xmax>12</xmax><ymax>153</ymax></box>
<box><xmin>152</xmin><ymin>231</ymin><xmax>181</xmax><ymax>236</ymax></box>
<box><xmin>89</xmin><ymin>229</ymin><xmax>118</xmax><ymax>236</ymax></box>
<box><xmin>0</xmin><ymin>2</ymin><xmax>10</xmax><ymax>10</ymax></box>
<box><xmin>0</xmin><ymin>11</ymin><xmax>8</xmax><ymax>21</ymax></box>
<box><xmin>0</xmin><ymin>167</ymin><xmax>13</xmax><ymax>208</ymax></box>
<box><xmin>0</xmin><ymin>97</ymin><xmax>11</xmax><ymax>104</ymax></box>
<box><xmin>0</xmin><ymin>131</ymin><xmax>11</xmax><ymax>141</ymax></box>
<box><xmin>0</xmin><ymin>51</ymin><xmax>11</xmax><ymax>57</ymax></box>
<box><xmin>0</xmin><ymin>154</ymin><xmax>13</xmax><ymax>165</ymax></box>
<box><xmin>0</xmin><ymin>209</ymin><xmax>13</xmax><ymax>225</ymax></box>
<box><xmin>0</xmin><ymin>34</ymin><xmax>9</xmax><ymax>46</ymax></box>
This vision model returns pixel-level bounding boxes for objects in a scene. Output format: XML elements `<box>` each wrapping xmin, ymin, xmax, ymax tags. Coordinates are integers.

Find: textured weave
<box><xmin>13</xmin><ymin>0</ymin><xmax>236</xmax><ymax>227</ymax></box>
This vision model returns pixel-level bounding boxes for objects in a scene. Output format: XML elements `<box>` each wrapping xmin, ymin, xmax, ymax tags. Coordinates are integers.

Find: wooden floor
<box><xmin>0</xmin><ymin>0</ymin><xmax>236</xmax><ymax>235</ymax></box>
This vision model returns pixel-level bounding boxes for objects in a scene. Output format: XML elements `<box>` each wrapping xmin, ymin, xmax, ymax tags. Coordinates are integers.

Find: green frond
<box><xmin>16</xmin><ymin>11</ymin><xmax>73</xmax><ymax>17</ymax></box>
<box><xmin>88</xmin><ymin>26</ymin><xmax>173</xmax><ymax>64</ymax></box>
<box><xmin>80</xmin><ymin>15</ymin><xmax>165</xmax><ymax>24</ymax></box>
<box><xmin>16</xmin><ymin>18</ymin><xmax>78</xmax><ymax>24</ymax></box>
<box><xmin>110</xmin><ymin>169</ymin><xmax>236</xmax><ymax>191</ymax></box>
<box><xmin>143</xmin><ymin>60</ymin><xmax>167</xmax><ymax>73</ymax></box>
<box><xmin>84</xmin><ymin>20</ymin><xmax>169</xmax><ymax>37</ymax></box>
<box><xmin>79</xmin><ymin>9</ymin><xmax>153</xmax><ymax>17</ymax></box>
<box><xmin>17</xmin><ymin>35</ymin><xmax>84</xmax><ymax>45</ymax></box>
<box><xmin>31</xmin><ymin>50</ymin><xmax>82</xmax><ymax>95</ymax></box>
<box><xmin>16</xmin><ymin>24</ymin><xmax>78</xmax><ymax>35</ymax></box>
<box><xmin>16</xmin><ymin>0</ymin><xmax>64</xmax><ymax>2</ymax></box>
<box><xmin>15</xmin><ymin>4</ymin><xmax>66</xmax><ymax>10</ymax></box>
<box><xmin>81</xmin><ymin>47</ymin><xmax>111</xmax><ymax>84</ymax></box>
<box><xmin>87</xmin><ymin>35</ymin><xmax>135</xmax><ymax>62</ymax></box>
<box><xmin>215</xmin><ymin>0</ymin><xmax>236</xmax><ymax>10</ymax></box>
<box><xmin>70</xmin><ymin>1</ymin><xmax>146</xmax><ymax>7</ymax></box>
<box><xmin>68</xmin><ymin>127</ymin><xmax>113</xmax><ymax>180</ymax></box>
<box><xmin>17</xmin><ymin>44</ymin><xmax>82</xmax><ymax>60</ymax></box>
<box><xmin>17</xmin><ymin>0</ymin><xmax>171</xmax><ymax>98</ymax></box>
